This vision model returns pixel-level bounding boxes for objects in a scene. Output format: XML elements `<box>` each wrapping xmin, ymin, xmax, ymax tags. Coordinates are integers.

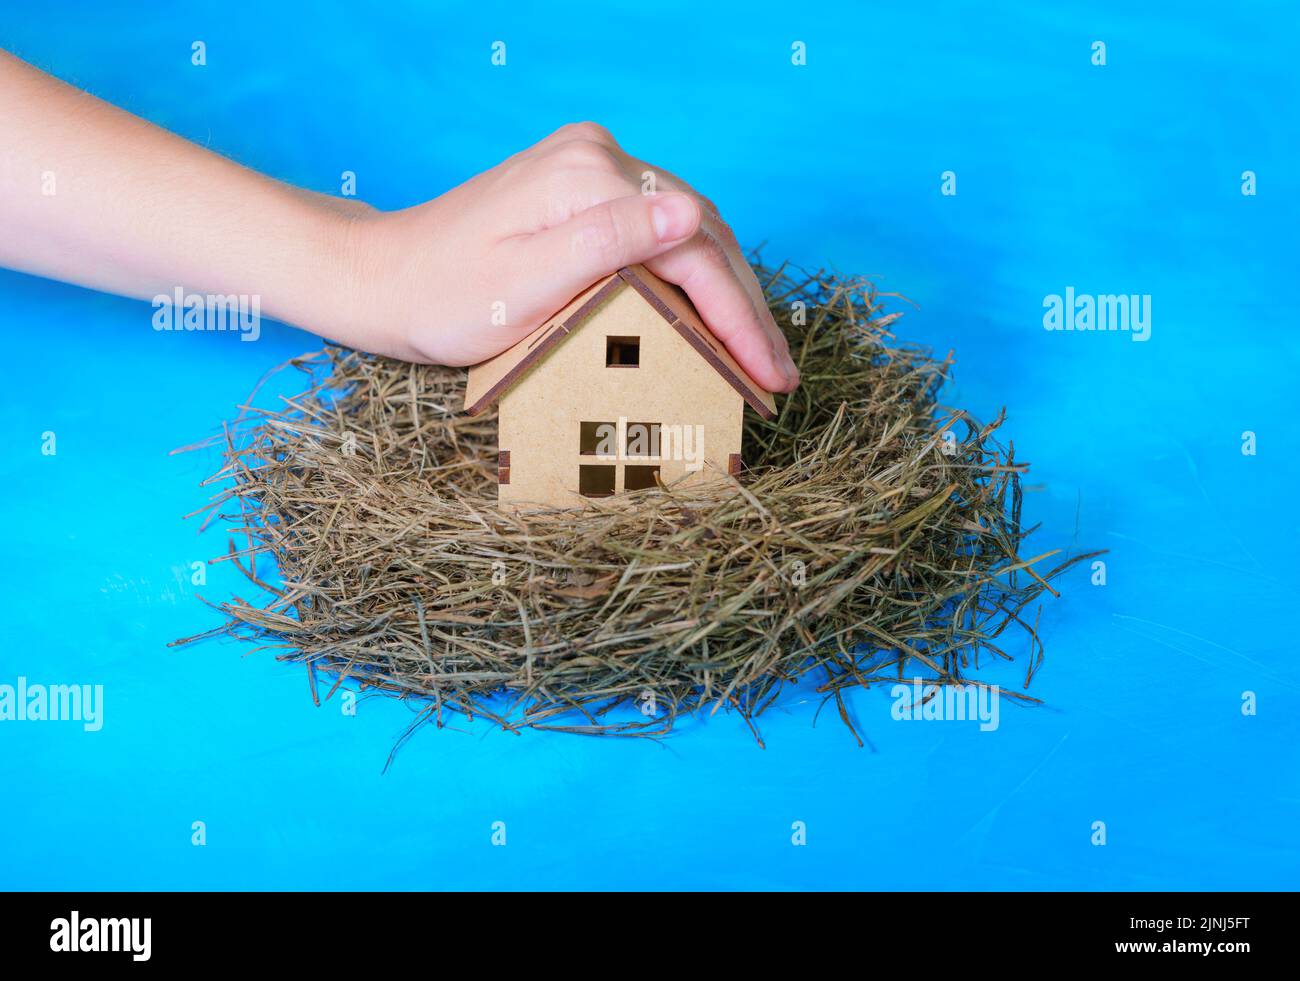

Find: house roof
<box><xmin>462</xmin><ymin>265</ymin><xmax>778</xmax><ymax>420</ymax></box>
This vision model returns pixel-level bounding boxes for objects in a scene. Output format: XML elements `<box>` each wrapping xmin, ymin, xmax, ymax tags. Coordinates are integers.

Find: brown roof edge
<box><xmin>464</xmin><ymin>265</ymin><xmax>780</xmax><ymax>421</ymax></box>
<box><xmin>617</xmin><ymin>266</ymin><xmax>778</xmax><ymax>421</ymax></box>
<box><xmin>617</xmin><ymin>266</ymin><xmax>677</xmax><ymax>322</ymax></box>
<box><xmin>670</xmin><ymin>321</ymin><xmax>777</xmax><ymax>420</ymax></box>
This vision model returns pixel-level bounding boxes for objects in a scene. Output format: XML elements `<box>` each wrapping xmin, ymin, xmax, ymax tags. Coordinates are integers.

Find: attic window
<box><xmin>606</xmin><ymin>336</ymin><xmax>640</xmax><ymax>367</ymax></box>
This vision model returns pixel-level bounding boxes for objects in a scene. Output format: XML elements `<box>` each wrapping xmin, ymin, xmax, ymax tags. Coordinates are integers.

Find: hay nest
<box><xmin>177</xmin><ymin>261</ymin><xmax>1095</xmax><ymax>747</ymax></box>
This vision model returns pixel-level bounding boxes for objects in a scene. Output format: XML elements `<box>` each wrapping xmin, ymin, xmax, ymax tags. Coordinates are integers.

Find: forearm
<box><xmin>0</xmin><ymin>52</ymin><xmax>797</xmax><ymax>387</ymax></box>
<box><xmin>0</xmin><ymin>49</ymin><xmax>363</xmax><ymax>342</ymax></box>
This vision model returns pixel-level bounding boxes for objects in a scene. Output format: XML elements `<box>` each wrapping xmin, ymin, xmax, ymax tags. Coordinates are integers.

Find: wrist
<box><xmin>271</xmin><ymin>196</ymin><xmax>386</xmax><ymax>354</ymax></box>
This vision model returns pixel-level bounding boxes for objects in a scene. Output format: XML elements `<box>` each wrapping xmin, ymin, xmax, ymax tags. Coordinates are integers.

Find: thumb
<box><xmin>520</xmin><ymin>192</ymin><xmax>701</xmax><ymax>300</ymax></box>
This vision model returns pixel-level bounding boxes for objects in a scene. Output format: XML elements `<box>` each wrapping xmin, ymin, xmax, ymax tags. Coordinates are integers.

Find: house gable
<box><xmin>463</xmin><ymin>265</ymin><xmax>777</xmax><ymax>420</ymax></box>
<box><xmin>494</xmin><ymin>281</ymin><xmax>746</xmax><ymax>506</ymax></box>
<box><xmin>616</xmin><ymin>267</ymin><xmax>778</xmax><ymax>419</ymax></box>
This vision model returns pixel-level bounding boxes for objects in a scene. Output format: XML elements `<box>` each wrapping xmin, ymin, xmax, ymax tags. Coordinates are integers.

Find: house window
<box><xmin>624</xmin><ymin>465</ymin><xmax>660</xmax><ymax>491</ymax></box>
<box><xmin>606</xmin><ymin>335</ymin><xmax>640</xmax><ymax>367</ymax></box>
<box><xmin>625</xmin><ymin>422</ymin><xmax>661</xmax><ymax>457</ymax></box>
<box><xmin>579</xmin><ymin>464</ymin><xmax>616</xmax><ymax>498</ymax></box>
<box><xmin>579</xmin><ymin>421</ymin><xmax>617</xmax><ymax>456</ymax></box>
<box><xmin>578</xmin><ymin>421</ymin><xmax>661</xmax><ymax>497</ymax></box>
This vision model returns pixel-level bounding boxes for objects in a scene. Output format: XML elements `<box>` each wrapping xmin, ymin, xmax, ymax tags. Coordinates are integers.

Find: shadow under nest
<box><xmin>176</xmin><ymin>261</ymin><xmax>1097</xmax><ymax>750</ymax></box>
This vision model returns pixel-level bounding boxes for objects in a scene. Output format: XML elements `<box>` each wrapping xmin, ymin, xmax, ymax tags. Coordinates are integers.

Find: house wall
<box><xmin>497</xmin><ymin>283</ymin><xmax>744</xmax><ymax>509</ymax></box>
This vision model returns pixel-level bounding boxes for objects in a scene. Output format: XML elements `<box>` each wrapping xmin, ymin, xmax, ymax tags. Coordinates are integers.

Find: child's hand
<box><xmin>339</xmin><ymin>123</ymin><xmax>799</xmax><ymax>393</ymax></box>
<box><xmin>0</xmin><ymin>50</ymin><xmax>796</xmax><ymax>392</ymax></box>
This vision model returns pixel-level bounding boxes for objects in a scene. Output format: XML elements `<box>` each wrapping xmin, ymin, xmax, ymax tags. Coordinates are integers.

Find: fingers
<box><xmin>519</xmin><ymin>121</ymin><xmax>619</xmax><ymax>160</ymax></box>
<box><xmin>501</xmin><ymin>125</ymin><xmax>799</xmax><ymax>394</ymax></box>
<box><xmin>612</xmin><ymin>158</ymin><xmax>798</xmax><ymax>392</ymax></box>
<box><xmin>645</xmin><ymin>237</ymin><xmax>799</xmax><ymax>393</ymax></box>
<box><xmin>515</xmin><ymin>191</ymin><xmax>702</xmax><ymax>309</ymax></box>
<box><xmin>502</xmin><ymin>129</ymin><xmax>635</xmax><ymax>232</ymax></box>
<box><xmin>522</xmin><ymin>168</ymin><xmax>635</xmax><ymax>233</ymax></box>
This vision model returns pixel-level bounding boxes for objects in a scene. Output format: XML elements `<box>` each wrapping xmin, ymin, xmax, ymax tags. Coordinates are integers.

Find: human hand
<box><xmin>338</xmin><ymin>123</ymin><xmax>799</xmax><ymax>393</ymax></box>
<box><xmin>0</xmin><ymin>50</ymin><xmax>795</xmax><ymax>393</ymax></box>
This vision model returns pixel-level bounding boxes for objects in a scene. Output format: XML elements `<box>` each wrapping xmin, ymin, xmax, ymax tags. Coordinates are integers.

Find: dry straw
<box><xmin>174</xmin><ymin>261</ymin><xmax>1098</xmax><ymax>751</ymax></box>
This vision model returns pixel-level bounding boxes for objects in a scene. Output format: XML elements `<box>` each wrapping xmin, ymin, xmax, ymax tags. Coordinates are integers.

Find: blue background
<box><xmin>1</xmin><ymin>1</ymin><xmax>1296</xmax><ymax>890</ymax></box>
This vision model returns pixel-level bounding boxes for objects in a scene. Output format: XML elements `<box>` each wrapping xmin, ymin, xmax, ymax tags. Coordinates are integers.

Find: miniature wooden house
<box><xmin>464</xmin><ymin>264</ymin><xmax>777</xmax><ymax>509</ymax></box>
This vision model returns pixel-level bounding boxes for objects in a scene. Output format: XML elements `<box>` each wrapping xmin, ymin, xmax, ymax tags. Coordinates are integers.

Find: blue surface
<box><xmin>1</xmin><ymin>1</ymin><xmax>1296</xmax><ymax>890</ymax></box>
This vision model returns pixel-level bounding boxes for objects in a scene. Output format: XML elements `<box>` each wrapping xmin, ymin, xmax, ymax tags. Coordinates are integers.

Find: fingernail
<box><xmin>651</xmin><ymin>194</ymin><xmax>697</xmax><ymax>242</ymax></box>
